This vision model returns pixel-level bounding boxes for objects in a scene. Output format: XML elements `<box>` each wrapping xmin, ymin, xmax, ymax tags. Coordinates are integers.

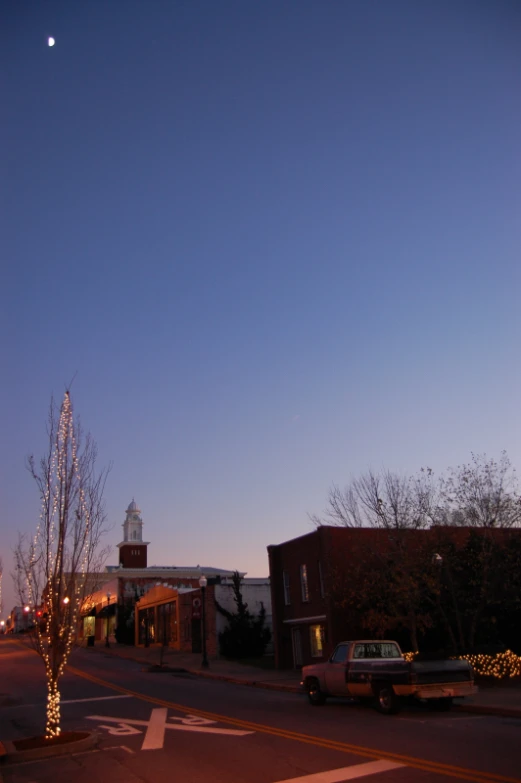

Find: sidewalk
<box><xmin>80</xmin><ymin>639</ymin><xmax>521</xmax><ymax>719</ymax></box>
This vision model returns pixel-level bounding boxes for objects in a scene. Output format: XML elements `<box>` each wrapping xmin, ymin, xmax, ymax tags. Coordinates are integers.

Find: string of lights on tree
<box><xmin>25</xmin><ymin>391</ymin><xmax>93</xmax><ymax>738</ymax></box>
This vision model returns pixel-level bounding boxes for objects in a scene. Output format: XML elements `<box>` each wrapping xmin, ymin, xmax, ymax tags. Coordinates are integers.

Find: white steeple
<box><xmin>122</xmin><ymin>499</ymin><xmax>143</xmax><ymax>543</ymax></box>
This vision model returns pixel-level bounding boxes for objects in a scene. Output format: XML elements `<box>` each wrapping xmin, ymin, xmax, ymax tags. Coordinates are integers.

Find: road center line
<box><xmin>61</xmin><ymin>695</ymin><xmax>133</xmax><ymax>704</ymax></box>
<box><xmin>67</xmin><ymin>665</ymin><xmax>519</xmax><ymax>783</ymax></box>
<box><xmin>273</xmin><ymin>760</ymin><xmax>405</xmax><ymax>783</ymax></box>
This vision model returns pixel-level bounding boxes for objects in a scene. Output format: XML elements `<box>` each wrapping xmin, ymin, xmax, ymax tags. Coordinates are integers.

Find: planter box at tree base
<box><xmin>2</xmin><ymin>731</ymin><xmax>98</xmax><ymax>763</ymax></box>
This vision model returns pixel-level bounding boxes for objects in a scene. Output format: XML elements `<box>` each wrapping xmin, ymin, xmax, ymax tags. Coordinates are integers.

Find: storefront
<box><xmin>134</xmin><ymin>584</ymin><xmax>217</xmax><ymax>656</ymax></box>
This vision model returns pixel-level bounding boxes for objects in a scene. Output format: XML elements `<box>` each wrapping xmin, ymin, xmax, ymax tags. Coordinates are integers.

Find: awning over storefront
<box><xmin>96</xmin><ymin>603</ymin><xmax>117</xmax><ymax>619</ymax></box>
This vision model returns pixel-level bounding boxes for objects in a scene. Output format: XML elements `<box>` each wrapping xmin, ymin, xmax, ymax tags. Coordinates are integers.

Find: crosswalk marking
<box><xmin>142</xmin><ymin>707</ymin><xmax>168</xmax><ymax>750</ymax></box>
<box><xmin>86</xmin><ymin>709</ymin><xmax>254</xmax><ymax>750</ymax></box>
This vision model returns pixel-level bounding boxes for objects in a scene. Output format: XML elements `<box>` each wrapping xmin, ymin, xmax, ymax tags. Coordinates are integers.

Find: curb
<box><xmin>83</xmin><ymin>645</ymin><xmax>521</xmax><ymax>720</ymax></box>
<box><xmin>0</xmin><ymin>732</ymin><xmax>99</xmax><ymax>765</ymax></box>
<box><xmin>452</xmin><ymin>703</ymin><xmax>521</xmax><ymax>719</ymax></box>
<box><xmin>187</xmin><ymin>670</ymin><xmax>521</xmax><ymax>717</ymax></box>
<box><xmin>185</xmin><ymin>668</ymin><xmax>301</xmax><ymax>693</ymax></box>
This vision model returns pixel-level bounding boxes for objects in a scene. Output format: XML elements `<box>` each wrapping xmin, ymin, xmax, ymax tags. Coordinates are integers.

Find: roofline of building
<box><xmin>103</xmin><ymin>565</ymin><xmax>246</xmax><ymax>577</ymax></box>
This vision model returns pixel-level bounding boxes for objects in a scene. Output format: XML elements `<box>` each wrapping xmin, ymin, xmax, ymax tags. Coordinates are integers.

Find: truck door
<box><xmin>324</xmin><ymin>643</ymin><xmax>350</xmax><ymax>696</ymax></box>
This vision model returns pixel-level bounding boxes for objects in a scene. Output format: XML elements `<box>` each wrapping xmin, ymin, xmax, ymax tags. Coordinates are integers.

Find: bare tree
<box><xmin>433</xmin><ymin>452</ymin><xmax>521</xmax><ymax>649</ymax></box>
<box><xmin>311</xmin><ymin>468</ymin><xmax>436</xmax><ymax>530</ymax></box>
<box><xmin>14</xmin><ymin>391</ymin><xmax>110</xmax><ymax>739</ymax></box>
<box><xmin>311</xmin><ymin>468</ymin><xmax>438</xmax><ymax>651</ymax></box>
<box><xmin>438</xmin><ymin>452</ymin><xmax>521</xmax><ymax>528</ymax></box>
<box><xmin>313</xmin><ymin>456</ymin><xmax>521</xmax><ymax>652</ymax></box>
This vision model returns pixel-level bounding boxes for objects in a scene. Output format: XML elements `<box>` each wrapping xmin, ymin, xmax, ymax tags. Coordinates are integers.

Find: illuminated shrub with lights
<box><xmin>459</xmin><ymin>650</ymin><xmax>521</xmax><ymax>680</ymax></box>
<box><xmin>403</xmin><ymin>649</ymin><xmax>521</xmax><ymax>679</ymax></box>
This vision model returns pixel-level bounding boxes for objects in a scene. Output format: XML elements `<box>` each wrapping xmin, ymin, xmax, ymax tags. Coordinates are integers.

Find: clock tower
<box><xmin>117</xmin><ymin>499</ymin><xmax>149</xmax><ymax>568</ymax></box>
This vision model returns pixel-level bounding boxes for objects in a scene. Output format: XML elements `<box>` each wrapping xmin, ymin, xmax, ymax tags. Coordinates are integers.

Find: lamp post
<box><xmin>105</xmin><ymin>591</ymin><xmax>111</xmax><ymax>648</ymax></box>
<box><xmin>198</xmin><ymin>575</ymin><xmax>209</xmax><ymax>669</ymax></box>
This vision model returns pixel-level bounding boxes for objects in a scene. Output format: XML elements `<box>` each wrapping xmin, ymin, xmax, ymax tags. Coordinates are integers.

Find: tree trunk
<box><xmin>408</xmin><ymin>613</ymin><xmax>419</xmax><ymax>653</ymax></box>
<box><xmin>45</xmin><ymin>672</ymin><xmax>61</xmax><ymax>739</ymax></box>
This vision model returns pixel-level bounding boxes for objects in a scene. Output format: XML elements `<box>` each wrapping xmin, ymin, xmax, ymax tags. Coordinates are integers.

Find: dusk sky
<box><xmin>1</xmin><ymin>1</ymin><xmax>520</xmax><ymax>617</ymax></box>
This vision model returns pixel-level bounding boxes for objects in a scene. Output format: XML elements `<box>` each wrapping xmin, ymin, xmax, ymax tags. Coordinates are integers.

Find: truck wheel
<box><xmin>428</xmin><ymin>697</ymin><xmax>453</xmax><ymax>711</ymax></box>
<box><xmin>375</xmin><ymin>684</ymin><xmax>400</xmax><ymax>715</ymax></box>
<box><xmin>307</xmin><ymin>678</ymin><xmax>326</xmax><ymax>706</ymax></box>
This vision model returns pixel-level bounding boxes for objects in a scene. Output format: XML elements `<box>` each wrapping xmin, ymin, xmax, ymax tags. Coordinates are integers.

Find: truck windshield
<box><xmin>353</xmin><ymin>643</ymin><xmax>401</xmax><ymax>659</ymax></box>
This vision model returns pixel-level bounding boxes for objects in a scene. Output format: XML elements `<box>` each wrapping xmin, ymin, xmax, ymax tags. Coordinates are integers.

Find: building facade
<box><xmin>268</xmin><ymin>525</ymin><xmax>521</xmax><ymax>669</ymax></box>
<box><xmin>268</xmin><ymin>526</ymin><xmax>410</xmax><ymax>669</ymax></box>
<box><xmin>268</xmin><ymin>528</ymin><xmax>332</xmax><ymax>670</ymax></box>
<box><xmin>80</xmin><ymin>500</ymin><xmax>272</xmax><ymax>654</ymax></box>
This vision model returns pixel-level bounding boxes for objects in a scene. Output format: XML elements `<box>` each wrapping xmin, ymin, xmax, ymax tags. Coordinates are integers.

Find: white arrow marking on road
<box><xmin>97</xmin><ymin>722</ymin><xmax>142</xmax><ymax>736</ymax></box>
<box><xmin>86</xmin><ymin>709</ymin><xmax>254</xmax><ymax>750</ymax></box>
<box><xmin>272</xmin><ymin>759</ymin><xmax>405</xmax><ymax>782</ymax></box>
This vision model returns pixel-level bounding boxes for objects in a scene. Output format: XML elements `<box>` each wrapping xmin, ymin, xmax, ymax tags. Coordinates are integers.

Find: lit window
<box><xmin>283</xmin><ymin>571</ymin><xmax>291</xmax><ymax>605</ymax></box>
<box><xmin>310</xmin><ymin>624</ymin><xmax>324</xmax><ymax>657</ymax></box>
<box><xmin>300</xmin><ymin>564</ymin><xmax>309</xmax><ymax>602</ymax></box>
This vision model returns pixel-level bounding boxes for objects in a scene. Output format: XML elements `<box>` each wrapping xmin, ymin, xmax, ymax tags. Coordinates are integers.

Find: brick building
<box><xmin>268</xmin><ymin>527</ymin><xmax>353</xmax><ymax>670</ymax></box>
<box><xmin>268</xmin><ymin>525</ymin><xmax>521</xmax><ymax>669</ymax></box>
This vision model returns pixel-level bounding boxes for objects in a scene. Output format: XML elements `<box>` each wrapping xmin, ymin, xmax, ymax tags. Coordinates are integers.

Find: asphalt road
<box><xmin>1</xmin><ymin>638</ymin><xmax>520</xmax><ymax>783</ymax></box>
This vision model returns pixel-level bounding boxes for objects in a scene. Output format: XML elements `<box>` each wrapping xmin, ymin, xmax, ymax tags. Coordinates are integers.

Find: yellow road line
<box><xmin>67</xmin><ymin>665</ymin><xmax>520</xmax><ymax>783</ymax></box>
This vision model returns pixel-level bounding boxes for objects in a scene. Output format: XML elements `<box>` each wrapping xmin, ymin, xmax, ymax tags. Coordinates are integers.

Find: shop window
<box><xmin>84</xmin><ymin>616</ymin><xmax>95</xmax><ymax>638</ymax></box>
<box><xmin>138</xmin><ymin>607</ymin><xmax>155</xmax><ymax>645</ymax></box>
<box><xmin>157</xmin><ymin>601</ymin><xmax>177</xmax><ymax>645</ymax></box>
<box><xmin>310</xmin><ymin>624</ymin><xmax>325</xmax><ymax>657</ymax></box>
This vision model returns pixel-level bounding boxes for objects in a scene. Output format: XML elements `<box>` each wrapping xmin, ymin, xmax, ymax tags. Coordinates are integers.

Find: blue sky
<box><xmin>1</xmin><ymin>0</ymin><xmax>520</xmax><ymax>617</ymax></box>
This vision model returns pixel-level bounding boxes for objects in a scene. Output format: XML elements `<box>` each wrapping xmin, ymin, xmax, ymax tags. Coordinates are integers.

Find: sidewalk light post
<box><xmin>105</xmin><ymin>591</ymin><xmax>111</xmax><ymax>648</ymax></box>
<box><xmin>198</xmin><ymin>575</ymin><xmax>209</xmax><ymax>669</ymax></box>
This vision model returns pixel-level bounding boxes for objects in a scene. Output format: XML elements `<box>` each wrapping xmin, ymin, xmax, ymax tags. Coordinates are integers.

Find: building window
<box><xmin>300</xmin><ymin>564</ymin><xmax>309</xmax><ymax>602</ymax></box>
<box><xmin>318</xmin><ymin>561</ymin><xmax>325</xmax><ymax>598</ymax></box>
<box><xmin>283</xmin><ymin>570</ymin><xmax>291</xmax><ymax>605</ymax></box>
<box><xmin>310</xmin><ymin>624</ymin><xmax>324</xmax><ymax>657</ymax></box>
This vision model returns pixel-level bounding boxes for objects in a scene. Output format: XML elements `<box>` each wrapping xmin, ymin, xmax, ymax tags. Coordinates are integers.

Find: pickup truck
<box><xmin>301</xmin><ymin>640</ymin><xmax>477</xmax><ymax>714</ymax></box>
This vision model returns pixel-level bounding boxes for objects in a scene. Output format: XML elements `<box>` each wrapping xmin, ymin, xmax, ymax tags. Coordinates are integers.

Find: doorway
<box><xmin>191</xmin><ymin>618</ymin><xmax>202</xmax><ymax>653</ymax></box>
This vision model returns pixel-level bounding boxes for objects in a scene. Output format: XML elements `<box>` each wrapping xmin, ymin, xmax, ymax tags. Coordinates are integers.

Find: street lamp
<box><xmin>198</xmin><ymin>575</ymin><xmax>209</xmax><ymax>669</ymax></box>
<box><xmin>105</xmin><ymin>591</ymin><xmax>111</xmax><ymax>648</ymax></box>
